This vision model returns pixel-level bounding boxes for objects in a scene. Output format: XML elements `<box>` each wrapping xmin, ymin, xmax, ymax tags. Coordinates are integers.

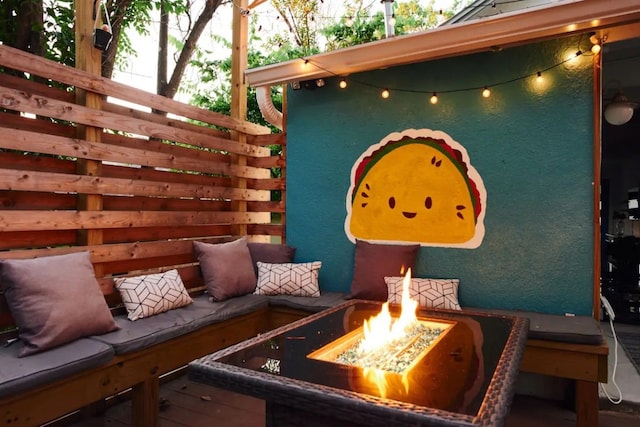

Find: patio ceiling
<box><xmin>244</xmin><ymin>0</ymin><xmax>640</xmax><ymax>88</ymax></box>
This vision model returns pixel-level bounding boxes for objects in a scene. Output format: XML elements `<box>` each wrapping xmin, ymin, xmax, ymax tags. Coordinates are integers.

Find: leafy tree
<box><xmin>268</xmin><ymin>0</ymin><xmax>321</xmax><ymax>56</ymax></box>
<box><xmin>1</xmin><ymin>0</ymin><xmax>71</xmax><ymax>64</ymax></box>
<box><xmin>188</xmin><ymin>29</ymin><xmax>283</xmax><ymax>132</ymax></box>
<box><xmin>0</xmin><ymin>0</ymin><xmax>227</xmax><ymax>101</ymax></box>
<box><xmin>322</xmin><ymin>0</ymin><xmax>463</xmax><ymax>51</ymax></box>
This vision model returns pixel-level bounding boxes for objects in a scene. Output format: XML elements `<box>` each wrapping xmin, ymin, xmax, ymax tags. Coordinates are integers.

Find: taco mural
<box><xmin>345</xmin><ymin>129</ymin><xmax>487</xmax><ymax>248</ymax></box>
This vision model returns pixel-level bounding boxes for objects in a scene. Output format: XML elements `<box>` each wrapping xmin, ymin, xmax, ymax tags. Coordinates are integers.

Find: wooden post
<box><xmin>592</xmin><ymin>47</ymin><xmax>603</xmax><ymax>321</ymax></box>
<box><xmin>75</xmin><ymin>2</ymin><xmax>104</xmax><ymax>263</ymax></box>
<box><xmin>231</xmin><ymin>0</ymin><xmax>249</xmax><ymax>239</ymax></box>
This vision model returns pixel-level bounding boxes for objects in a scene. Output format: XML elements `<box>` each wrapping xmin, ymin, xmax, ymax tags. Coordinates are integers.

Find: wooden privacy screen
<box><xmin>0</xmin><ymin>44</ymin><xmax>284</xmax><ymax>300</ymax></box>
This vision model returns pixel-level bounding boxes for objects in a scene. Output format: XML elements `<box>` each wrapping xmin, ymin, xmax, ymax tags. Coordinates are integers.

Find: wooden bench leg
<box><xmin>575</xmin><ymin>380</ymin><xmax>598</xmax><ymax>427</ymax></box>
<box><xmin>132</xmin><ymin>377</ymin><xmax>159</xmax><ymax>427</ymax></box>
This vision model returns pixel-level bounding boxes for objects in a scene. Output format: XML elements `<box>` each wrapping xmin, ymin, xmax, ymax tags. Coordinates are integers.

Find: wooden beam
<box><xmin>0</xmin><ymin>210</ymin><xmax>272</xmax><ymax>232</ymax></box>
<box><xmin>248</xmin><ymin>0</ymin><xmax>269</xmax><ymax>10</ymax></box>
<box><xmin>0</xmin><ymin>86</ymin><xmax>270</xmax><ymax>158</ymax></box>
<box><xmin>75</xmin><ymin>0</ymin><xmax>104</xmax><ymax>259</ymax></box>
<box><xmin>0</xmin><ymin>169</ymin><xmax>270</xmax><ymax>201</ymax></box>
<box><xmin>231</xmin><ymin>0</ymin><xmax>251</xmax><ymax>238</ymax></box>
<box><xmin>592</xmin><ymin>48</ymin><xmax>603</xmax><ymax>320</ymax></box>
<box><xmin>0</xmin><ymin>44</ymin><xmax>271</xmax><ymax>136</ymax></box>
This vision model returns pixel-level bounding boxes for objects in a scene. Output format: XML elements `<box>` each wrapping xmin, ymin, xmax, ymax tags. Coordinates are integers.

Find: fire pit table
<box><xmin>189</xmin><ymin>300</ymin><xmax>528</xmax><ymax>427</ymax></box>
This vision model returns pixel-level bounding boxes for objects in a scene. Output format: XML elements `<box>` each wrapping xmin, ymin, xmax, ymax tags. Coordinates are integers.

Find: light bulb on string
<box><xmin>571</xmin><ymin>49</ymin><xmax>583</xmax><ymax>62</ymax></box>
<box><xmin>389</xmin><ymin>13</ymin><xmax>396</xmax><ymax>26</ymax></box>
<box><xmin>482</xmin><ymin>87</ymin><xmax>491</xmax><ymax>98</ymax></box>
<box><xmin>339</xmin><ymin>79</ymin><xmax>348</xmax><ymax>89</ymax></box>
<box><xmin>430</xmin><ymin>93</ymin><xmax>438</xmax><ymax>105</ymax></box>
<box><xmin>381</xmin><ymin>89</ymin><xmax>390</xmax><ymax>99</ymax></box>
<box><xmin>536</xmin><ymin>71</ymin><xmax>543</xmax><ymax>84</ymax></box>
<box><xmin>589</xmin><ymin>32</ymin><xmax>604</xmax><ymax>55</ymax></box>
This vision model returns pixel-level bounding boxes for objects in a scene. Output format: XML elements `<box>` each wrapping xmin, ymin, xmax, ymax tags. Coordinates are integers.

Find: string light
<box><xmin>589</xmin><ymin>32</ymin><xmax>606</xmax><ymax>55</ymax></box>
<box><xmin>296</xmin><ymin>34</ymin><xmax>597</xmax><ymax>100</ymax></box>
<box><xmin>300</xmin><ymin>48</ymin><xmax>586</xmax><ymax>98</ymax></box>
<box><xmin>389</xmin><ymin>13</ymin><xmax>396</xmax><ymax>26</ymax></box>
<box><xmin>572</xmin><ymin>49</ymin><xmax>583</xmax><ymax>61</ymax></box>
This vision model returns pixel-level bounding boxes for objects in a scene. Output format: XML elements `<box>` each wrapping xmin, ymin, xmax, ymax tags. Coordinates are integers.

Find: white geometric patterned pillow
<box><xmin>385</xmin><ymin>277</ymin><xmax>461</xmax><ymax>310</ymax></box>
<box><xmin>114</xmin><ymin>269</ymin><xmax>193</xmax><ymax>321</ymax></box>
<box><xmin>254</xmin><ymin>262</ymin><xmax>322</xmax><ymax>297</ymax></box>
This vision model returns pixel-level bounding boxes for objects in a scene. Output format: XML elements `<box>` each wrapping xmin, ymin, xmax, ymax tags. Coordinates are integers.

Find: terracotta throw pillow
<box><xmin>0</xmin><ymin>251</ymin><xmax>118</xmax><ymax>357</ymax></box>
<box><xmin>349</xmin><ymin>240</ymin><xmax>419</xmax><ymax>301</ymax></box>
<box><xmin>194</xmin><ymin>237</ymin><xmax>257</xmax><ymax>301</ymax></box>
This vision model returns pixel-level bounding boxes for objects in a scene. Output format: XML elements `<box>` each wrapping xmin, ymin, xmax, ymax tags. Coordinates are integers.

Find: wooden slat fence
<box><xmin>0</xmin><ymin>44</ymin><xmax>285</xmax><ymax>327</ymax></box>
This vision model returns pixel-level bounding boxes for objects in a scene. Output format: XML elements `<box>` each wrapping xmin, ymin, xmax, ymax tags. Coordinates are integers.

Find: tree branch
<box><xmin>102</xmin><ymin>0</ymin><xmax>134</xmax><ymax>79</ymax></box>
<box><xmin>163</xmin><ymin>0</ymin><xmax>224</xmax><ymax>99</ymax></box>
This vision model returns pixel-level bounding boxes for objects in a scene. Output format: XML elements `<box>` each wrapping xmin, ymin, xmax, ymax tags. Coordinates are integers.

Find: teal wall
<box><xmin>285</xmin><ymin>37</ymin><xmax>595</xmax><ymax>315</ymax></box>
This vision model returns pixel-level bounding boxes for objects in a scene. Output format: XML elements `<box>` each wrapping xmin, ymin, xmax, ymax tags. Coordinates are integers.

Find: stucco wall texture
<box><xmin>284</xmin><ymin>36</ymin><xmax>595</xmax><ymax>315</ymax></box>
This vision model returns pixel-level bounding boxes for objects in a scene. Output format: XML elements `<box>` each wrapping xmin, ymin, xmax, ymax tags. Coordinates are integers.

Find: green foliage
<box><xmin>42</xmin><ymin>0</ymin><xmax>75</xmax><ymax>65</ymax></box>
<box><xmin>322</xmin><ymin>11</ymin><xmax>386</xmax><ymax>51</ymax></box>
<box><xmin>187</xmin><ymin>0</ymin><xmax>469</xmax><ymax>130</ymax></box>
<box><xmin>0</xmin><ymin>0</ymin><xmax>190</xmax><ymax>74</ymax></box>
<box><xmin>321</xmin><ymin>0</ymin><xmax>462</xmax><ymax>51</ymax></box>
<box><xmin>0</xmin><ymin>0</ymin><xmax>75</xmax><ymax>66</ymax></box>
<box><xmin>268</xmin><ymin>0</ymin><xmax>321</xmax><ymax>55</ymax></box>
<box><xmin>187</xmin><ymin>27</ymin><xmax>284</xmax><ymax>134</ymax></box>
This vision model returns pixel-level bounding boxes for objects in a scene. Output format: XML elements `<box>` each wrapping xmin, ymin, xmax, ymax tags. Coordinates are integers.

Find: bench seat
<box><xmin>469</xmin><ymin>307</ymin><xmax>607</xmax><ymax>427</ymax></box>
<box><xmin>0</xmin><ymin>291</ymin><xmax>350</xmax><ymax>427</ymax></box>
<box><xmin>266</xmin><ymin>292</ymin><xmax>348</xmax><ymax>312</ymax></box>
<box><xmin>90</xmin><ymin>294</ymin><xmax>269</xmax><ymax>354</ymax></box>
<box><xmin>469</xmin><ymin>308</ymin><xmax>604</xmax><ymax>345</ymax></box>
<box><xmin>0</xmin><ymin>339</ymin><xmax>114</xmax><ymax>399</ymax></box>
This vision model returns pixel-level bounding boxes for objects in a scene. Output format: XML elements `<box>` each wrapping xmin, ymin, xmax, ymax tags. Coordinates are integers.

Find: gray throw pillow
<box><xmin>247</xmin><ymin>242</ymin><xmax>296</xmax><ymax>276</ymax></box>
<box><xmin>194</xmin><ymin>237</ymin><xmax>257</xmax><ymax>301</ymax></box>
<box><xmin>349</xmin><ymin>240</ymin><xmax>419</xmax><ymax>301</ymax></box>
<box><xmin>0</xmin><ymin>251</ymin><xmax>119</xmax><ymax>357</ymax></box>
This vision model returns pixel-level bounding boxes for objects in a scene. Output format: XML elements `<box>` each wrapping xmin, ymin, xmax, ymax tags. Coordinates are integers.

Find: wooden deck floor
<box><xmin>61</xmin><ymin>374</ymin><xmax>639</xmax><ymax>427</ymax></box>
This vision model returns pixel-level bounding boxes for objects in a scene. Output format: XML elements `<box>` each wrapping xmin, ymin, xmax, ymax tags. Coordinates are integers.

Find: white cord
<box><xmin>599</xmin><ymin>314</ymin><xmax>623</xmax><ymax>404</ymax></box>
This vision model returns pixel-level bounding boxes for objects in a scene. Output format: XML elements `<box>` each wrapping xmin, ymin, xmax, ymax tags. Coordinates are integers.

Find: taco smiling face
<box><xmin>346</xmin><ymin>130</ymin><xmax>486</xmax><ymax>248</ymax></box>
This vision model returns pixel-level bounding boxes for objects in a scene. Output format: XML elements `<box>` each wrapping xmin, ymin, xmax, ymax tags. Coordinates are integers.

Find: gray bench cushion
<box><xmin>91</xmin><ymin>294</ymin><xmax>269</xmax><ymax>354</ymax></box>
<box><xmin>0</xmin><ymin>338</ymin><xmax>114</xmax><ymax>398</ymax></box>
<box><xmin>267</xmin><ymin>292</ymin><xmax>348</xmax><ymax>312</ymax></box>
<box><xmin>469</xmin><ymin>307</ymin><xmax>603</xmax><ymax>345</ymax></box>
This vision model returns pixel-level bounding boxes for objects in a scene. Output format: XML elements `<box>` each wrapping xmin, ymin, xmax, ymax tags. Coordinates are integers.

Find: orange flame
<box><xmin>360</xmin><ymin>268</ymin><xmax>417</xmax><ymax>397</ymax></box>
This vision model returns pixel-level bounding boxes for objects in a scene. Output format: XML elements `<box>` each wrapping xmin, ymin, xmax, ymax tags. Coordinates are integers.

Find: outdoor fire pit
<box><xmin>189</xmin><ymin>297</ymin><xmax>528</xmax><ymax>427</ymax></box>
<box><xmin>310</xmin><ymin>315</ymin><xmax>453</xmax><ymax>374</ymax></box>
